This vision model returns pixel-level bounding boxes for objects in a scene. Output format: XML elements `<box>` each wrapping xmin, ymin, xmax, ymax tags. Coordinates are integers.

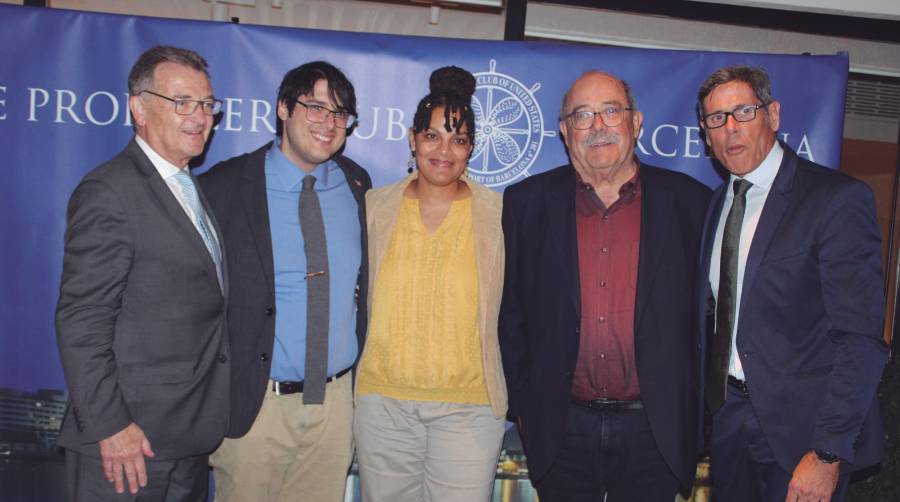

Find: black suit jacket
<box><xmin>499</xmin><ymin>163</ymin><xmax>710</xmax><ymax>490</ymax></box>
<box><xmin>199</xmin><ymin>141</ymin><xmax>371</xmax><ymax>437</ymax></box>
<box><xmin>699</xmin><ymin>144</ymin><xmax>887</xmax><ymax>471</ymax></box>
<box><xmin>56</xmin><ymin>138</ymin><xmax>231</xmax><ymax>459</ymax></box>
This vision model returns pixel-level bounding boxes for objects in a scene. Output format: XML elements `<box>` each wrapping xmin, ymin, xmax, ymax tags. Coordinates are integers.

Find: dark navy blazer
<box><xmin>699</xmin><ymin>143</ymin><xmax>888</xmax><ymax>472</ymax></box>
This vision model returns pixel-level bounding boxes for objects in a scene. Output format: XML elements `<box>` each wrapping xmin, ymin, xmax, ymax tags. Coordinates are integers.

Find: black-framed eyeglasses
<box><xmin>295</xmin><ymin>101</ymin><xmax>357</xmax><ymax>129</ymax></box>
<box><xmin>565</xmin><ymin>106</ymin><xmax>633</xmax><ymax>130</ymax></box>
<box><xmin>140</xmin><ymin>90</ymin><xmax>222</xmax><ymax>116</ymax></box>
<box><xmin>701</xmin><ymin>103</ymin><xmax>770</xmax><ymax>129</ymax></box>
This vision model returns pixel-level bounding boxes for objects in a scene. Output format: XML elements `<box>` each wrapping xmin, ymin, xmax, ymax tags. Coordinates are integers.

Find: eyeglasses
<box><xmin>565</xmin><ymin>106</ymin><xmax>633</xmax><ymax>130</ymax></box>
<box><xmin>701</xmin><ymin>103</ymin><xmax>770</xmax><ymax>129</ymax></box>
<box><xmin>140</xmin><ymin>90</ymin><xmax>222</xmax><ymax>116</ymax></box>
<box><xmin>295</xmin><ymin>101</ymin><xmax>357</xmax><ymax>129</ymax></box>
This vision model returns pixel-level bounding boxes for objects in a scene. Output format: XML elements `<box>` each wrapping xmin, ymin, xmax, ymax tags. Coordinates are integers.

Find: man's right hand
<box><xmin>98</xmin><ymin>422</ymin><xmax>155</xmax><ymax>494</ymax></box>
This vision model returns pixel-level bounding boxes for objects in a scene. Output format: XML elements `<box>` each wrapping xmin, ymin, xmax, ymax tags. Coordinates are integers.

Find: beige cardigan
<box><xmin>360</xmin><ymin>173</ymin><xmax>508</xmax><ymax>418</ymax></box>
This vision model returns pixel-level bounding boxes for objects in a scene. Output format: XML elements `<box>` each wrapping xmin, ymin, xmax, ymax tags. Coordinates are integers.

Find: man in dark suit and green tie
<box><xmin>698</xmin><ymin>65</ymin><xmax>888</xmax><ymax>502</ymax></box>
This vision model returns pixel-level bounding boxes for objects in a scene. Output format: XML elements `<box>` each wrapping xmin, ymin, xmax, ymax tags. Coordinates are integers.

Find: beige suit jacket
<box><xmin>362</xmin><ymin>173</ymin><xmax>508</xmax><ymax>418</ymax></box>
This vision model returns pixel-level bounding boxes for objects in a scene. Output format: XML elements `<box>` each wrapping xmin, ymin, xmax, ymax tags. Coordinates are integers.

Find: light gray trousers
<box><xmin>354</xmin><ymin>394</ymin><xmax>506</xmax><ymax>502</ymax></box>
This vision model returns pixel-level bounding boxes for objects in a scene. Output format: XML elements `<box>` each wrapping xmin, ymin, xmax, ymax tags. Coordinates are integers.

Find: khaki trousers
<box><xmin>210</xmin><ymin>372</ymin><xmax>354</xmax><ymax>502</ymax></box>
<box><xmin>353</xmin><ymin>394</ymin><xmax>505</xmax><ymax>502</ymax></box>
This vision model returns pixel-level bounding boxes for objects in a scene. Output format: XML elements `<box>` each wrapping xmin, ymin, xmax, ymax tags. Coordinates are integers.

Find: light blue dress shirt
<box><xmin>265</xmin><ymin>140</ymin><xmax>361</xmax><ymax>381</ymax></box>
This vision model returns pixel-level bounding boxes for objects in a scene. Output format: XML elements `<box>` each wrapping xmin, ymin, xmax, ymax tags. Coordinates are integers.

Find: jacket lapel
<box><xmin>698</xmin><ymin>183</ymin><xmax>727</xmax><ymax>340</ymax></box>
<box><xmin>701</xmin><ymin>186</ymin><xmax>727</xmax><ymax>284</ymax></box>
<box><xmin>366</xmin><ymin>174</ymin><xmax>411</xmax><ymax>321</ymax></box>
<box><xmin>196</xmin><ymin>175</ymin><xmax>228</xmax><ymax>300</ymax></box>
<box><xmin>544</xmin><ymin>167</ymin><xmax>581</xmax><ymax>319</ymax></box>
<box><xmin>634</xmin><ymin>169</ymin><xmax>675</xmax><ymax>332</ymax></box>
<box><xmin>335</xmin><ymin>156</ymin><xmax>368</xmax><ymax>211</ymax></box>
<box><xmin>335</xmin><ymin>155</ymin><xmax>369</xmax><ymax>306</ymax></box>
<box><xmin>738</xmin><ymin>145</ymin><xmax>796</xmax><ymax>315</ymax></box>
<box><xmin>468</xmin><ymin>179</ymin><xmax>502</xmax><ymax>331</ymax></box>
<box><xmin>129</xmin><ymin>139</ymin><xmax>222</xmax><ymax>291</ymax></box>
<box><xmin>240</xmin><ymin>144</ymin><xmax>275</xmax><ymax>293</ymax></box>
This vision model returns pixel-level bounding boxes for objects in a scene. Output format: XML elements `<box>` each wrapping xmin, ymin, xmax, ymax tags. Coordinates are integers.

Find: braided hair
<box><xmin>411</xmin><ymin>66</ymin><xmax>476</xmax><ymax>144</ymax></box>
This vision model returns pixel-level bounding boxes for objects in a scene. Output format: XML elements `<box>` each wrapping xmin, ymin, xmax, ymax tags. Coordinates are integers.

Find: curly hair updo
<box><xmin>411</xmin><ymin>66</ymin><xmax>477</xmax><ymax>145</ymax></box>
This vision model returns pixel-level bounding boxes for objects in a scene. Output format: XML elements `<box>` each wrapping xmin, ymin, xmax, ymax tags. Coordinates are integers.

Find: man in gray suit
<box><xmin>55</xmin><ymin>46</ymin><xmax>229</xmax><ymax>501</ymax></box>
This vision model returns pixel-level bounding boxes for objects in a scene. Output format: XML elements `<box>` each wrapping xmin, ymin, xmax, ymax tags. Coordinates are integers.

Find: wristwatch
<box><xmin>814</xmin><ymin>449</ymin><xmax>841</xmax><ymax>464</ymax></box>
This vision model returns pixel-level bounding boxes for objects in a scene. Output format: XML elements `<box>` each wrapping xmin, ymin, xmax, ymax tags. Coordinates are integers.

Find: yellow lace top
<box><xmin>357</xmin><ymin>196</ymin><xmax>489</xmax><ymax>404</ymax></box>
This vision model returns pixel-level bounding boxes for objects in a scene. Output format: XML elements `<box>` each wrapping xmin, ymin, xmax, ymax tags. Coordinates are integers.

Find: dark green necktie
<box><xmin>707</xmin><ymin>179</ymin><xmax>752</xmax><ymax>413</ymax></box>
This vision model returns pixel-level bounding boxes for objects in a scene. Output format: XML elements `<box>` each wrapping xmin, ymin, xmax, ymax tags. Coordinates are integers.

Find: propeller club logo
<box><xmin>470</xmin><ymin>60</ymin><xmax>556</xmax><ymax>188</ymax></box>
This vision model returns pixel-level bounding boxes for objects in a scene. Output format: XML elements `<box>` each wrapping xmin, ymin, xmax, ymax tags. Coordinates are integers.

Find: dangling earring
<box><xmin>407</xmin><ymin>152</ymin><xmax>416</xmax><ymax>174</ymax></box>
<box><xmin>461</xmin><ymin>166</ymin><xmax>468</xmax><ymax>179</ymax></box>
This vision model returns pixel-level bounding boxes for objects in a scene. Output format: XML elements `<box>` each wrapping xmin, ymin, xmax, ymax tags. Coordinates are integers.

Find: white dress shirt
<box><xmin>709</xmin><ymin>141</ymin><xmax>783</xmax><ymax>380</ymax></box>
<box><xmin>134</xmin><ymin>134</ymin><xmax>222</xmax><ymax>258</ymax></box>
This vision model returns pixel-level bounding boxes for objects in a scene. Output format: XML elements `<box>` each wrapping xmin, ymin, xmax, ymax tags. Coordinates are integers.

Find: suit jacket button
<box><xmin>265</xmin><ymin>307</ymin><xmax>274</xmax><ymax>316</ymax></box>
<box><xmin>218</xmin><ymin>354</ymin><xmax>228</xmax><ymax>363</ymax></box>
<box><xmin>259</xmin><ymin>353</ymin><xmax>270</xmax><ymax>362</ymax></box>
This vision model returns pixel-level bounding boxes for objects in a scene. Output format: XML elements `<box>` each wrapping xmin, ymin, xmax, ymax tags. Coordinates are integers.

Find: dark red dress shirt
<box><xmin>571</xmin><ymin>168</ymin><xmax>642</xmax><ymax>401</ymax></box>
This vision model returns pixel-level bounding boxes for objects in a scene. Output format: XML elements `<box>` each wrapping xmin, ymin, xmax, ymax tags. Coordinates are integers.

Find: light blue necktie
<box><xmin>173</xmin><ymin>170</ymin><xmax>223</xmax><ymax>283</ymax></box>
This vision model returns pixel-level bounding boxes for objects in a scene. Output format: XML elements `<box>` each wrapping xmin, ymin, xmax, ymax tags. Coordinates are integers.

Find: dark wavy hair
<box><xmin>276</xmin><ymin>61</ymin><xmax>357</xmax><ymax>136</ymax></box>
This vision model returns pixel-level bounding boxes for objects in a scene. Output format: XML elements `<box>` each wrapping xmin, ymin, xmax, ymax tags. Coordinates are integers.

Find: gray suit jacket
<box><xmin>55</xmin><ymin>138</ymin><xmax>231</xmax><ymax>460</ymax></box>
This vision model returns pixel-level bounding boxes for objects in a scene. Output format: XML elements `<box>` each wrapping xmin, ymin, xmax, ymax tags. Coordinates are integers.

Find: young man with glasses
<box><xmin>499</xmin><ymin>71</ymin><xmax>710</xmax><ymax>501</ymax></box>
<box><xmin>200</xmin><ymin>61</ymin><xmax>371</xmax><ymax>502</ymax></box>
<box><xmin>56</xmin><ymin>45</ymin><xmax>229</xmax><ymax>501</ymax></box>
<box><xmin>698</xmin><ymin>65</ymin><xmax>887</xmax><ymax>502</ymax></box>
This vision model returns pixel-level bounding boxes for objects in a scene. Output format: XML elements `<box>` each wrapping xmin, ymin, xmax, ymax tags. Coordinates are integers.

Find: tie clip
<box><xmin>306</xmin><ymin>270</ymin><xmax>326</xmax><ymax>279</ymax></box>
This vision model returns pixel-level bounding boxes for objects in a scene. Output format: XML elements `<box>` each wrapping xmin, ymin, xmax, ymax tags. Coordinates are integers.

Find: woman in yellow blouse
<box><xmin>354</xmin><ymin>66</ymin><xmax>507</xmax><ymax>501</ymax></box>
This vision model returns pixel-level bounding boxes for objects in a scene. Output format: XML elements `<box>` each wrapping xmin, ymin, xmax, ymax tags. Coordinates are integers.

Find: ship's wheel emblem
<box><xmin>470</xmin><ymin>59</ymin><xmax>556</xmax><ymax>188</ymax></box>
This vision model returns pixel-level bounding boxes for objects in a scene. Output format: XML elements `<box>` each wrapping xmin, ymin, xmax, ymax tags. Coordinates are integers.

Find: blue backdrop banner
<box><xmin>0</xmin><ymin>4</ymin><xmax>847</xmax><ymax>397</ymax></box>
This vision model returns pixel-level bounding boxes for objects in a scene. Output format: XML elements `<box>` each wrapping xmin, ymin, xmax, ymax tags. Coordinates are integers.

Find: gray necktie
<box><xmin>300</xmin><ymin>175</ymin><xmax>329</xmax><ymax>404</ymax></box>
<box><xmin>173</xmin><ymin>169</ymin><xmax>223</xmax><ymax>289</ymax></box>
<box><xmin>706</xmin><ymin>179</ymin><xmax>752</xmax><ymax>413</ymax></box>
